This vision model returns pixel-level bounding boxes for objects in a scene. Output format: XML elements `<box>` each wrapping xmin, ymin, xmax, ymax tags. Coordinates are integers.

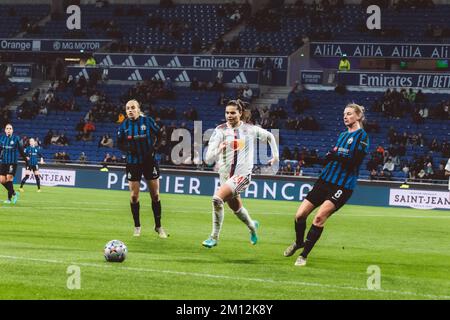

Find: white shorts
<box><xmin>220</xmin><ymin>173</ymin><xmax>251</xmax><ymax>197</ymax></box>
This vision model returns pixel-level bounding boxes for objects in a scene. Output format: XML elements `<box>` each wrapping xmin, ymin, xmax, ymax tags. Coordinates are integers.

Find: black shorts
<box><xmin>305</xmin><ymin>179</ymin><xmax>353</xmax><ymax>211</ymax></box>
<box><xmin>26</xmin><ymin>164</ymin><xmax>39</xmax><ymax>172</ymax></box>
<box><xmin>0</xmin><ymin>164</ymin><xmax>17</xmax><ymax>176</ymax></box>
<box><xmin>126</xmin><ymin>162</ymin><xmax>160</xmax><ymax>182</ymax></box>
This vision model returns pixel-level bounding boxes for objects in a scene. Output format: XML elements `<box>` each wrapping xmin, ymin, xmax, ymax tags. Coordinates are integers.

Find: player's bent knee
<box><xmin>313</xmin><ymin>215</ymin><xmax>328</xmax><ymax>227</ymax></box>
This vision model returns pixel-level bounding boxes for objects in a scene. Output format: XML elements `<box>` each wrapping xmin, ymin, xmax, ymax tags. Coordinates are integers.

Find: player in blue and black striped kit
<box><xmin>284</xmin><ymin>103</ymin><xmax>370</xmax><ymax>266</ymax></box>
<box><xmin>0</xmin><ymin>124</ymin><xmax>28</xmax><ymax>204</ymax></box>
<box><xmin>19</xmin><ymin>138</ymin><xmax>44</xmax><ymax>192</ymax></box>
<box><xmin>117</xmin><ymin>99</ymin><xmax>168</xmax><ymax>238</ymax></box>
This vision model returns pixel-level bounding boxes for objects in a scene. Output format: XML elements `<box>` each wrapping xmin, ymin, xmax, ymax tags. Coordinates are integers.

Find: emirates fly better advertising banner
<box><xmin>337</xmin><ymin>71</ymin><xmax>450</xmax><ymax>89</ymax></box>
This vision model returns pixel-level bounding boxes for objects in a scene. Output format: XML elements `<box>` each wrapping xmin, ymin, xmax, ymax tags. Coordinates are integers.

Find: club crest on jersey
<box><xmin>10</xmin><ymin>141</ymin><xmax>14</xmax><ymax>145</ymax></box>
<box><xmin>141</xmin><ymin>125</ymin><xmax>147</xmax><ymax>131</ymax></box>
<box><xmin>347</xmin><ymin>137</ymin><xmax>354</xmax><ymax>144</ymax></box>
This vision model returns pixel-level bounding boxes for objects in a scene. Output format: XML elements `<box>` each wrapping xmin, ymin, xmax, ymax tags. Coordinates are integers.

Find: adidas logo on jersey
<box><xmin>128</xmin><ymin>69</ymin><xmax>143</xmax><ymax>81</ymax></box>
<box><xmin>175</xmin><ymin>71</ymin><xmax>190</xmax><ymax>82</ymax></box>
<box><xmin>231</xmin><ymin>72</ymin><xmax>248</xmax><ymax>84</ymax></box>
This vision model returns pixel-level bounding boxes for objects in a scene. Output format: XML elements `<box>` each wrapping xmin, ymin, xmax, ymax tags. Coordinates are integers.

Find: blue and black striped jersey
<box><xmin>319</xmin><ymin>128</ymin><xmax>369</xmax><ymax>190</ymax></box>
<box><xmin>25</xmin><ymin>146</ymin><xmax>43</xmax><ymax>166</ymax></box>
<box><xmin>0</xmin><ymin>135</ymin><xmax>26</xmax><ymax>164</ymax></box>
<box><xmin>117</xmin><ymin>115</ymin><xmax>160</xmax><ymax>164</ymax></box>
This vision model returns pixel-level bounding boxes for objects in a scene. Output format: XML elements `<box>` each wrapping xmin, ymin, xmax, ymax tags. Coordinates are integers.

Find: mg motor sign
<box><xmin>42</xmin><ymin>39</ymin><xmax>111</xmax><ymax>52</ymax></box>
<box><xmin>389</xmin><ymin>189</ymin><xmax>450</xmax><ymax>210</ymax></box>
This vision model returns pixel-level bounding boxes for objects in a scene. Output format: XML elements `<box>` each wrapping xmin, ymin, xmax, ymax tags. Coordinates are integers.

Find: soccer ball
<box><xmin>104</xmin><ymin>240</ymin><xmax>127</xmax><ymax>262</ymax></box>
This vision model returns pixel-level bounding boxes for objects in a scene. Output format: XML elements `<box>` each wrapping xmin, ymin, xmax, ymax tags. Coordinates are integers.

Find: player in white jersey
<box><xmin>202</xmin><ymin>99</ymin><xmax>279</xmax><ymax>248</ymax></box>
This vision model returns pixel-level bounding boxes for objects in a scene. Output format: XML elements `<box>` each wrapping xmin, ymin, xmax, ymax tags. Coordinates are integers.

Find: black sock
<box><xmin>35</xmin><ymin>176</ymin><xmax>41</xmax><ymax>189</ymax></box>
<box><xmin>130</xmin><ymin>202</ymin><xmax>140</xmax><ymax>227</ymax></box>
<box><xmin>2</xmin><ymin>183</ymin><xmax>8</xmax><ymax>192</ymax></box>
<box><xmin>6</xmin><ymin>181</ymin><xmax>15</xmax><ymax>200</ymax></box>
<box><xmin>301</xmin><ymin>224</ymin><xmax>324</xmax><ymax>259</ymax></box>
<box><xmin>152</xmin><ymin>200</ymin><xmax>162</xmax><ymax>229</ymax></box>
<box><xmin>295</xmin><ymin>217</ymin><xmax>307</xmax><ymax>247</ymax></box>
<box><xmin>21</xmin><ymin>175</ymin><xmax>30</xmax><ymax>188</ymax></box>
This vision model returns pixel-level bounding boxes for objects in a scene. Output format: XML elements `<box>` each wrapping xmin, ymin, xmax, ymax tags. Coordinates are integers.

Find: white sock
<box><xmin>211</xmin><ymin>196</ymin><xmax>224</xmax><ymax>240</ymax></box>
<box><xmin>234</xmin><ymin>206</ymin><xmax>256</xmax><ymax>232</ymax></box>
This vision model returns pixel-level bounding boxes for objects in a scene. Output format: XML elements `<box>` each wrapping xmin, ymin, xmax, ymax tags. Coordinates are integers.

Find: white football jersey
<box><xmin>205</xmin><ymin>121</ymin><xmax>279</xmax><ymax>178</ymax></box>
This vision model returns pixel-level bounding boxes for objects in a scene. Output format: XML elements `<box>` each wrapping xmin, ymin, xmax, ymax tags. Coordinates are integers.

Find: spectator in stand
<box><xmin>417</xmin><ymin>168</ymin><xmax>426</xmax><ymax>182</ymax></box>
<box><xmin>242</xmin><ymin>86</ymin><xmax>253</xmax><ymax>102</ymax></box>
<box><xmin>383</xmin><ymin>157</ymin><xmax>395</xmax><ymax>173</ymax></box>
<box><xmin>430</xmin><ymin>138</ymin><xmax>440</xmax><ymax>152</ymax></box>
<box><xmin>282</xmin><ymin>162</ymin><xmax>294</xmax><ymax>175</ymax></box>
<box><xmin>425</xmin><ymin>162</ymin><xmax>434</xmax><ymax>179</ymax></box>
<box><xmin>78</xmin><ymin>152</ymin><xmax>87</xmax><ymax>163</ymax></box>
<box><xmin>83</xmin><ymin>120</ymin><xmax>96</xmax><ymax>134</ymax></box>
<box><xmin>281</xmin><ymin>146</ymin><xmax>292</xmax><ymax>161</ymax></box>
<box><xmin>294</xmin><ymin>164</ymin><xmax>303</xmax><ymax>176</ymax></box>
<box><xmin>86</xmin><ymin>56</ymin><xmax>97</xmax><ymax>66</ymax></box>
<box><xmin>99</xmin><ymin>134</ymin><xmax>114</xmax><ymax>148</ymax></box>
<box><xmin>419</xmin><ymin>105</ymin><xmax>429</xmax><ymax>120</ymax></box>
<box><xmin>229</xmin><ymin>9</ymin><xmax>242</xmax><ymax>23</ymax></box>
<box><xmin>100</xmin><ymin>153</ymin><xmax>113</xmax><ymax>171</ymax></box>
<box><xmin>402</xmin><ymin>162</ymin><xmax>410</xmax><ymax>182</ymax></box>
<box><xmin>56</xmin><ymin>133</ymin><xmax>69</xmax><ymax>146</ymax></box>
<box><xmin>370</xmin><ymin>168</ymin><xmax>378</xmax><ymax>181</ymax></box>
<box><xmin>338</xmin><ymin>54</ymin><xmax>351</xmax><ymax>71</ymax></box>
<box><xmin>407</xmin><ymin>88</ymin><xmax>416</xmax><ymax>103</ymax></box>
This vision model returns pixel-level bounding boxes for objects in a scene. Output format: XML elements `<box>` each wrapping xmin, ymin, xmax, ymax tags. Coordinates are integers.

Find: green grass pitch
<box><xmin>0</xmin><ymin>185</ymin><xmax>449</xmax><ymax>300</ymax></box>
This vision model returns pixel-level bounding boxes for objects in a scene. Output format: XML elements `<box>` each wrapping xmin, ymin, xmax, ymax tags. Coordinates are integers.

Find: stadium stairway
<box><xmin>7</xmin><ymin>80</ymin><xmax>51</xmax><ymax>111</ymax></box>
<box><xmin>251</xmin><ymin>86</ymin><xmax>292</xmax><ymax>112</ymax></box>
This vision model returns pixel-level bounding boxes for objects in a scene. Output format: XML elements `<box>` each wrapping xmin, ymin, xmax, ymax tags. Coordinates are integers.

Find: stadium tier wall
<box><xmin>15</xmin><ymin>163</ymin><xmax>450</xmax><ymax>211</ymax></box>
<box><xmin>0</xmin><ymin>0</ymin><xmax>377</xmax><ymax>4</ymax></box>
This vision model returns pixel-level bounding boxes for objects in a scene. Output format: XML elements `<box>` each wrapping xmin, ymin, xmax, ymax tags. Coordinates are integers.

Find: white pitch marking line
<box><xmin>0</xmin><ymin>254</ymin><xmax>449</xmax><ymax>300</ymax></box>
